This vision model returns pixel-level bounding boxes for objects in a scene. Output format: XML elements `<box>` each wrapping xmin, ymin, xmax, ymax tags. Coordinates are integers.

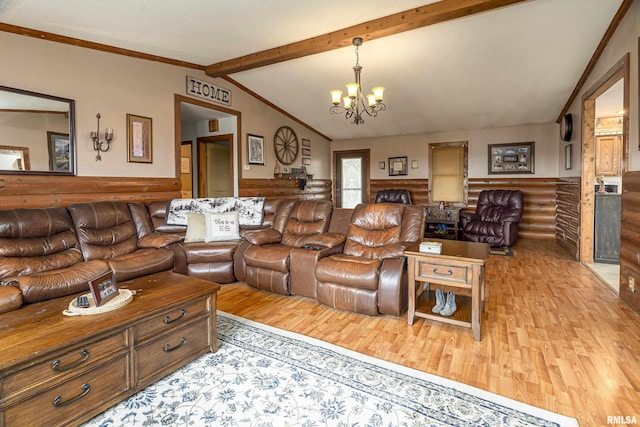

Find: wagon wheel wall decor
<box><xmin>274</xmin><ymin>126</ymin><xmax>299</xmax><ymax>165</ymax></box>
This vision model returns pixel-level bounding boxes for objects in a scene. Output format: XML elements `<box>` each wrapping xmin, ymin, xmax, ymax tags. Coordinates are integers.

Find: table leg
<box><xmin>471</xmin><ymin>264</ymin><xmax>482</xmax><ymax>341</ymax></box>
<box><xmin>407</xmin><ymin>256</ymin><xmax>416</xmax><ymax>325</ymax></box>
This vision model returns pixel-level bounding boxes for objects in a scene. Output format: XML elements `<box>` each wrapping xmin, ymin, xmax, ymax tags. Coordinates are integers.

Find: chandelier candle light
<box><xmin>330</xmin><ymin>37</ymin><xmax>385</xmax><ymax>125</ymax></box>
<box><xmin>90</xmin><ymin>113</ymin><xmax>113</xmax><ymax>161</ymax></box>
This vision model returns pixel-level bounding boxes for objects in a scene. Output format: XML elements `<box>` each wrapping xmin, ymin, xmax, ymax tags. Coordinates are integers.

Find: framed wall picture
<box><xmin>47</xmin><ymin>131</ymin><xmax>70</xmax><ymax>172</ymax></box>
<box><xmin>302</xmin><ymin>138</ymin><xmax>311</xmax><ymax>147</ymax></box>
<box><xmin>88</xmin><ymin>271</ymin><xmax>118</xmax><ymax>306</ymax></box>
<box><xmin>127</xmin><ymin>114</ymin><xmax>152</xmax><ymax>163</ymax></box>
<box><xmin>388</xmin><ymin>156</ymin><xmax>408</xmax><ymax>176</ymax></box>
<box><xmin>302</xmin><ymin>147</ymin><xmax>311</xmax><ymax>157</ymax></box>
<box><xmin>247</xmin><ymin>134</ymin><xmax>265</xmax><ymax>165</ymax></box>
<box><xmin>302</xmin><ymin>157</ymin><xmax>311</xmax><ymax>166</ymax></box>
<box><xmin>565</xmin><ymin>144</ymin><xmax>572</xmax><ymax>170</ymax></box>
<box><xmin>488</xmin><ymin>142</ymin><xmax>534</xmax><ymax>174</ymax></box>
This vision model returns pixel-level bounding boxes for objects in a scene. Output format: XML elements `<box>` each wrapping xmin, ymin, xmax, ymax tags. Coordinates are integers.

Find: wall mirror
<box><xmin>0</xmin><ymin>85</ymin><xmax>75</xmax><ymax>175</ymax></box>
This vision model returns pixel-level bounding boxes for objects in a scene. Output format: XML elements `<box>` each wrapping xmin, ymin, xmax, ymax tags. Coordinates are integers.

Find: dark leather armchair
<box><xmin>460</xmin><ymin>190</ymin><xmax>523</xmax><ymax>247</ymax></box>
<box><xmin>374</xmin><ymin>189</ymin><xmax>412</xmax><ymax>204</ymax></box>
<box><xmin>315</xmin><ymin>203</ymin><xmax>425</xmax><ymax>316</ymax></box>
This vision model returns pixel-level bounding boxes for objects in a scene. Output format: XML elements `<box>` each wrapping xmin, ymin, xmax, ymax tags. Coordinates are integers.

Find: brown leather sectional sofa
<box><xmin>0</xmin><ymin>198</ymin><xmax>425</xmax><ymax>317</ymax></box>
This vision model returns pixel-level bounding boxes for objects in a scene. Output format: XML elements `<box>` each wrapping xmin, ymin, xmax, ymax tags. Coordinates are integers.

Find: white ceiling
<box><xmin>0</xmin><ymin>0</ymin><xmax>624</xmax><ymax>140</ymax></box>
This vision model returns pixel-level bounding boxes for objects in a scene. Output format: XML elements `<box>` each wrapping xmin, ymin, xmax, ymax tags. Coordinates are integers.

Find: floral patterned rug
<box><xmin>83</xmin><ymin>312</ymin><xmax>577</xmax><ymax>426</ymax></box>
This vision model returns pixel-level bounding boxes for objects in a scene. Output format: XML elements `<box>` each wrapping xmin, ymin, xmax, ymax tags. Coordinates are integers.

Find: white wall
<box><xmin>562</xmin><ymin>1</ymin><xmax>640</xmax><ymax>176</ymax></box>
<box><xmin>0</xmin><ymin>31</ymin><xmax>331</xmax><ymax>180</ymax></box>
<box><xmin>332</xmin><ymin>122</ymin><xmax>558</xmax><ymax>179</ymax></box>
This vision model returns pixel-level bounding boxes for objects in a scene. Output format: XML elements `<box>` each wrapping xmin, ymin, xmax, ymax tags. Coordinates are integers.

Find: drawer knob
<box><xmin>53</xmin><ymin>383</ymin><xmax>91</xmax><ymax>407</ymax></box>
<box><xmin>164</xmin><ymin>308</ymin><xmax>187</xmax><ymax>324</ymax></box>
<box><xmin>433</xmin><ymin>267</ymin><xmax>453</xmax><ymax>276</ymax></box>
<box><xmin>163</xmin><ymin>337</ymin><xmax>187</xmax><ymax>353</ymax></box>
<box><xmin>51</xmin><ymin>349</ymin><xmax>90</xmax><ymax>372</ymax></box>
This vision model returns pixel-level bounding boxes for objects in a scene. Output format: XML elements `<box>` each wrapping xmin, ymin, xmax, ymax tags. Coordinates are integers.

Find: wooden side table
<box><xmin>404</xmin><ymin>239</ymin><xmax>489</xmax><ymax>341</ymax></box>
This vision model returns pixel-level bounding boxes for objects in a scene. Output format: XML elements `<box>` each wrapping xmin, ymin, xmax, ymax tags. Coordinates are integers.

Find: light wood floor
<box><xmin>217</xmin><ymin>239</ymin><xmax>640</xmax><ymax>427</ymax></box>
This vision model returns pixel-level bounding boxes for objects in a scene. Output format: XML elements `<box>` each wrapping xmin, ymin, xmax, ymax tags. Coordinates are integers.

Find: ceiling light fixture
<box><xmin>330</xmin><ymin>37</ymin><xmax>385</xmax><ymax>125</ymax></box>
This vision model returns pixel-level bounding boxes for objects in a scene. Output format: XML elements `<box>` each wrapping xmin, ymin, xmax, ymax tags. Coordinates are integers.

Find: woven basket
<box><xmin>63</xmin><ymin>289</ymin><xmax>134</xmax><ymax>316</ymax></box>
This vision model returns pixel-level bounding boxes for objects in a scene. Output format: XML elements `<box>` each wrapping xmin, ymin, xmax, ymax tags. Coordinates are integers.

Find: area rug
<box><xmin>489</xmin><ymin>246</ymin><xmax>514</xmax><ymax>256</ymax></box>
<box><xmin>83</xmin><ymin>312</ymin><xmax>577</xmax><ymax>427</ymax></box>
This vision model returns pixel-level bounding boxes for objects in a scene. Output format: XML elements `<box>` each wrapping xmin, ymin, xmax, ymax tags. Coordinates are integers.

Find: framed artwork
<box><xmin>247</xmin><ymin>134</ymin><xmax>265</xmax><ymax>165</ymax></box>
<box><xmin>388</xmin><ymin>156</ymin><xmax>408</xmax><ymax>176</ymax></box>
<box><xmin>488</xmin><ymin>142</ymin><xmax>534</xmax><ymax>174</ymax></box>
<box><xmin>302</xmin><ymin>157</ymin><xmax>311</xmax><ymax>166</ymax></box>
<box><xmin>565</xmin><ymin>144</ymin><xmax>572</xmax><ymax>170</ymax></box>
<box><xmin>302</xmin><ymin>147</ymin><xmax>311</xmax><ymax>157</ymax></box>
<box><xmin>302</xmin><ymin>138</ymin><xmax>311</xmax><ymax>147</ymax></box>
<box><xmin>88</xmin><ymin>271</ymin><xmax>118</xmax><ymax>306</ymax></box>
<box><xmin>47</xmin><ymin>131</ymin><xmax>70</xmax><ymax>172</ymax></box>
<box><xmin>127</xmin><ymin>114</ymin><xmax>152</xmax><ymax>163</ymax></box>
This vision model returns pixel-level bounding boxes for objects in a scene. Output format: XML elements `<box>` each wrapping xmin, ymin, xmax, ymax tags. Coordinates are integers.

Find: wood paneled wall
<box><xmin>370</xmin><ymin>179</ymin><xmax>429</xmax><ymax>205</ymax></box>
<box><xmin>0</xmin><ymin>174</ymin><xmax>180</xmax><ymax>209</ymax></box>
<box><xmin>239</xmin><ymin>178</ymin><xmax>332</xmax><ymax>201</ymax></box>
<box><xmin>555</xmin><ymin>177</ymin><xmax>581</xmax><ymax>259</ymax></box>
<box><xmin>467</xmin><ymin>178</ymin><xmax>557</xmax><ymax>240</ymax></box>
<box><xmin>619</xmin><ymin>171</ymin><xmax>640</xmax><ymax>313</ymax></box>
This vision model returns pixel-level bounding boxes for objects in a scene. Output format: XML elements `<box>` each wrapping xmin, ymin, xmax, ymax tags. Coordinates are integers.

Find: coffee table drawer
<box><xmin>1</xmin><ymin>332</ymin><xmax>126</xmax><ymax>399</ymax></box>
<box><xmin>136</xmin><ymin>316</ymin><xmax>210</xmax><ymax>384</ymax></box>
<box><xmin>135</xmin><ymin>297</ymin><xmax>209</xmax><ymax>342</ymax></box>
<box><xmin>2</xmin><ymin>355</ymin><xmax>128</xmax><ymax>427</ymax></box>
<box><xmin>417</xmin><ymin>260</ymin><xmax>469</xmax><ymax>285</ymax></box>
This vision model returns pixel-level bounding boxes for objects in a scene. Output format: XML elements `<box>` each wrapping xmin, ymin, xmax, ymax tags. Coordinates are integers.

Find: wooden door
<box><xmin>180</xmin><ymin>142</ymin><xmax>193</xmax><ymax>198</ymax></box>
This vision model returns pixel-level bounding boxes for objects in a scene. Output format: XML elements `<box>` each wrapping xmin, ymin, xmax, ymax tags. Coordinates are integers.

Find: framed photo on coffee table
<box><xmin>89</xmin><ymin>271</ymin><xmax>118</xmax><ymax>306</ymax></box>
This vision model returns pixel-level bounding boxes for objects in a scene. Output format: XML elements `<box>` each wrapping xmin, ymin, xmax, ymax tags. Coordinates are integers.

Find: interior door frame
<box><xmin>333</xmin><ymin>149</ymin><xmax>370</xmax><ymax>207</ymax></box>
<box><xmin>197</xmin><ymin>134</ymin><xmax>234</xmax><ymax>197</ymax></box>
<box><xmin>580</xmin><ymin>53</ymin><xmax>630</xmax><ymax>263</ymax></box>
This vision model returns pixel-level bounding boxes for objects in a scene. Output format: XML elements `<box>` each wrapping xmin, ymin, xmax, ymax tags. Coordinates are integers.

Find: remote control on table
<box><xmin>76</xmin><ymin>296</ymin><xmax>89</xmax><ymax>308</ymax></box>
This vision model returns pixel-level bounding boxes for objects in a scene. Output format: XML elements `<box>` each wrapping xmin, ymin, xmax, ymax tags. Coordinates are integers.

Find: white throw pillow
<box><xmin>184</xmin><ymin>213</ymin><xmax>206</xmax><ymax>243</ymax></box>
<box><xmin>204</xmin><ymin>211</ymin><xmax>240</xmax><ymax>242</ymax></box>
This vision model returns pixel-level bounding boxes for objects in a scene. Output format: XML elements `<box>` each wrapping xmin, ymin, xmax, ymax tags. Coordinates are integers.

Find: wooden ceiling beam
<box><xmin>205</xmin><ymin>0</ymin><xmax>529</xmax><ymax>77</ymax></box>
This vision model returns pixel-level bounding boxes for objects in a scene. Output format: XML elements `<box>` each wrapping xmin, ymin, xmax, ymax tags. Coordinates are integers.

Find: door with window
<box><xmin>334</xmin><ymin>150</ymin><xmax>369</xmax><ymax>208</ymax></box>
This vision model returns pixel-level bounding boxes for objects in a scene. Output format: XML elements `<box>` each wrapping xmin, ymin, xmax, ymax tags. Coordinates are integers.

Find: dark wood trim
<box><xmin>333</xmin><ymin>149</ymin><xmax>370</xmax><ymax>207</ymax></box>
<box><xmin>556</xmin><ymin>0</ymin><xmax>633</xmax><ymax>122</ymax></box>
<box><xmin>0</xmin><ymin>23</ymin><xmax>205</xmax><ymax>70</ymax></box>
<box><xmin>205</xmin><ymin>0</ymin><xmax>529</xmax><ymax>77</ymax></box>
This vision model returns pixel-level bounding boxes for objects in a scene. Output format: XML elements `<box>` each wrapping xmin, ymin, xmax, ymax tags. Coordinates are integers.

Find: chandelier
<box><xmin>330</xmin><ymin>37</ymin><xmax>385</xmax><ymax>125</ymax></box>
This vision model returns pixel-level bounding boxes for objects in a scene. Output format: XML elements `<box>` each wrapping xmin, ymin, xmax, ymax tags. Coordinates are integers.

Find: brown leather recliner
<box><xmin>460</xmin><ymin>190</ymin><xmax>523</xmax><ymax>247</ymax></box>
<box><xmin>68</xmin><ymin>201</ymin><xmax>174</xmax><ymax>282</ymax></box>
<box><xmin>315</xmin><ymin>203</ymin><xmax>425</xmax><ymax>316</ymax></box>
<box><xmin>243</xmin><ymin>200</ymin><xmax>341</xmax><ymax>295</ymax></box>
<box><xmin>0</xmin><ymin>207</ymin><xmax>111</xmax><ymax>311</ymax></box>
<box><xmin>374</xmin><ymin>189</ymin><xmax>412</xmax><ymax>204</ymax></box>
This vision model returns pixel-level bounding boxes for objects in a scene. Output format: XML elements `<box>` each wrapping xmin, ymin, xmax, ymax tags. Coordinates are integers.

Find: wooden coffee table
<box><xmin>0</xmin><ymin>271</ymin><xmax>220</xmax><ymax>426</ymax></box>
<box><xmin>404</xmin><ymin>239</ymin><xmax>489</xmax><ymax>341</ymax></box>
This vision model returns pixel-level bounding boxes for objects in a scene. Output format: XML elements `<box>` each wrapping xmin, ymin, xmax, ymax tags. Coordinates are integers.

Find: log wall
<box><xmin>239</xmin><ymin>178</ymin><xmax>332</xmax><ymax>201</ymax></box>
<box><xmin>555</xmin><ymin>177</ymin><xmax>581</xmax><ymax>259</ymax></box>
<box><xmin>619</xmin><ymin>171</ymin><xmax>640</xmax><ymax>313</ymax></box>
<box><xmin>369</xmin><ymin>179</ymin><xmax>429</xmax><ymax>205</ymax></box>
<box><xmin>0</xmin><ymin>174</ymin><xmax>180</xmax><ymax>209</ymax></box>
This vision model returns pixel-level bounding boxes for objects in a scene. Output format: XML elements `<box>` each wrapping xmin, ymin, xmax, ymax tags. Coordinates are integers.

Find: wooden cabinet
<box><xmin>594</xmin><ymin>193</ymin><xmax>621</xmax><ymax>263</ymax></box>
<box><xmin>424</xmin><ymin>206</ymin><xmax>460</xmax><ymax>240</ymax></box>
<box><xmin>0</xmin><ymin>272</ymin><xmax>219</xmax><ymax>426</ymax></box>
<box><xmin>595</xmin><ymin>134</ymin><xmax>622</xmax><ymax>176</ymax></box>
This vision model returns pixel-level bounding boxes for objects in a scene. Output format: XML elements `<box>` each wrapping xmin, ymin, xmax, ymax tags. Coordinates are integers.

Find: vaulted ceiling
<box><xmin>0</xmin><ymin>0</ymin><xmax>626</xmax><ymax>140</ymax></box>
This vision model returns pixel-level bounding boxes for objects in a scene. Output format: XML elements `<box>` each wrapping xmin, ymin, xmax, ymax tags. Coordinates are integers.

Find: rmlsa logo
<box><xmin>608</xmin><ymin>415</ymin><xmax>637</xmax><ymax>424</ymax></box>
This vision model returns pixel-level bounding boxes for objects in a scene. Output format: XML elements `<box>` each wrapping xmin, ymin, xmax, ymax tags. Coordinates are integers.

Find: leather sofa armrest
<box><xmin>499</xmin><ymin>208</ymin><xmax>522</xmax><ymax>223</ymax></box>
<box><xmin>0</xmin><ymin>281</ymin><xmax>23</xmax><ymax>314</ymax></box>
<box><xmin>300</xmin><ymin>233</ymin><xmax>346</xmax><ymax>249</ymax></box>
<box><xmin>243</xmin><ymin>228</ymin><xmax>282</xmax><ymax>245</ymax></box>
<box><xmin>377</xmin><ymin>257</ymin><xmax>407</xmax><ymax>316</ymax></box>
<box><xmin>138</xmin><ymin>233</ymin><xmax>184</xmax><ymax>249</ymax></box>
<box><xmin>460</xmin><ymin>210</ymin><xmax>479</xmax><ymax>228</ymax></box>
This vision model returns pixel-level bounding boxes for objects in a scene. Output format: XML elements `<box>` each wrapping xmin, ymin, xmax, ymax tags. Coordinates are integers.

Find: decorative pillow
<box><xmin>184</xmin><ymin>213</ymin><xmax>206</xmax><ymax>243</ymax></box>
<box><xmin>204</xmin><ymin>211</ymin><xmax>240</xmax><ymax>242</ymax></box>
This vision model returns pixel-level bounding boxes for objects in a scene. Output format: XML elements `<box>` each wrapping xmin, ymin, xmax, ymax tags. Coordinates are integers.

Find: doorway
<box><xmin>334</xmin><ymin>150</ymin><xmax>370</xmax><ymax>208</ymax></box>
<box><xmin>175</xmin><ymin>94</ymin><xmax>241</xmax><ymax>198</ymax></box>
<box><xmin>580</xmin><ymin>54</ymin><xmax>629</xmax><ymax>293</ymax></box>
<box><xmin>197</xmin><ymin>135</ymin><xmax>233</xmax><ymax>197</ymax></box>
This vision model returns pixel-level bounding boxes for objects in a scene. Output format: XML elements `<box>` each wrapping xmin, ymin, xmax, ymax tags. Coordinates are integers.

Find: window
<box><xmin>429</xmin><ymin>142</ymin><xmax>468</xmax><ymax>206</ymax></box>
